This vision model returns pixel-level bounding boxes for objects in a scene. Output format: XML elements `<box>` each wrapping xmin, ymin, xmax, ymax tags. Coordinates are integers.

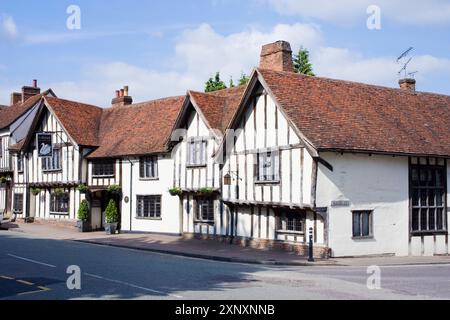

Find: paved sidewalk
<box><xmin>2</xmin><ymin>220</ymin><xmax>450</xmax><ymax>267</ymax></box>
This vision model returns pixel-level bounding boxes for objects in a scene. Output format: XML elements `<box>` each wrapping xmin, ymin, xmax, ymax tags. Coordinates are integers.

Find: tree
<box><xmin>205</xmin><ymin>72</ymin><xmax>227</xmax><ymax>92</ymax></box>
<box><xmin>293</xmin><ymin>47</ymin><xmax>315</xmax><ymax>76</ymax></box>
<box><xmin>238</xmin><ymin>73</ymin><xmax>250</xmax><ymax>86</ymax></box>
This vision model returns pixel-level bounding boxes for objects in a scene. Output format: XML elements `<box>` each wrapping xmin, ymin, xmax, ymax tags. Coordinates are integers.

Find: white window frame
<box><xmin>140</xmin><ymin>156</ymin><xmax>158</xmax><ymax>179</ymax></box>
<box><xmin>187</xmin><ymin>138</ymin><xmax>207</xmax><ymax>167</ymax></box>
<box><xmin>136</xmin><ymin>195</ymin><xmax>162</xmax><ymax>219</ymax></box>
<box><xmin>42</xmin><ymin>147</ymin><xmax>62</xmax><ymax>172</ymax></box>
<box><xmin>256</xmin><ymin>150</ymin><xmax>280</xmax><ymax>183</ymax></box>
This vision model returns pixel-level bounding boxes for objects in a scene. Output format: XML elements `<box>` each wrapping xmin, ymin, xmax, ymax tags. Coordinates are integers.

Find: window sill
<box><xmin>135</xmin><ymin>217</ymin><xmax>162</xmax><ymax>221</ymax></box>
<box><xmin>49</xmin><ymin>212</ymin><xmax>69</xmax><ymax>216</ymax></box>
<box><xmin>93</xmin><ymin>175</ymin><xmax>115</xmax><ymax>179</ymax></box>
<box><xmin>186</xmin><ymin>164</ymin><xmax>207</xmax><ymax>169</ymax></box>
<box><xmin>194</xmin><ymin>220</ymin><xmax>215</xmax><ymax>225</ymax></box>
<box><xmin>43</xmin><ymin>169</ymin><xmax>63</xmax><ymax>173</ymax></box>
<box><xmin>276</xmin><ymin>230</ymin><xmax>304</xmax><ymax>235</ymax></box>
<box><xmin>255</xmin><ymin>180</ymin><xmax>280</xmax><ymax>185</ymax></box>
<box><xmin>352</xmin><ymin>236</ymin><xmax>375</xmax><ymax>240</ymax></box>
<box><xmin>139</xmin><ymin>177</ymin><xmax>159</xmax><ymax>181</ymax></box>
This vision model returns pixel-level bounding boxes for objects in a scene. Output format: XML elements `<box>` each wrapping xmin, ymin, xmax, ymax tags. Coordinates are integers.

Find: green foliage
<box><xmin>293</xmin><ymin>47</ymin><xmax>315</xmax><ymax>76</ymax></box>
<box><xmin>77</xmin><ymin>200</ymin><xmax>89</xmax><ymax>221</ymax></box>
<box><xmin>169</xmin><ymin>187</ymin><xmax>183</xmax><ymax>196</ymax></box>
<box><xmin>31</xmin><ymin>187</ymin><xmax>41</xmax><ymax>196</ymax></box>
<box><xmin>0</xmin><ymin>176</ymin><xmax>7</xmax><ymax>183</ymax></box>
<box><xmin>107</xmin><ymin>184</ymin><xmax>122</xmax><ymax>194</ymax></box>
<box><xmin>54</xmin><ymin>188</ymin><xmax>65</xmax><ymax>196</ymax></box>
<box><xmin>77</xmin><ymin>183</ymin><xmax>89</xmax><ymax>194</ymax></box>
<box><xmin>238</xmin><ymin>73</ymin><xmax>250</xmax><ymax>86</ymax></box>
<box><xmin>205</xmin><ymin>72</ymin><xmax>227</xmax><ymax>92</ymax></box>
<box><xmin>229</xmin><ymin>77</ymin><xmax>235</xmax><ymax>88</ymax></box>
<box><xmin>198</xmin><ymin>187</ymin><xmax>215</xmax><ymax>196</ymax></box>
<box><xmin>105</xmin><ymin>199</ymin><xmax>119</xmax><ymax>224</ymax></box>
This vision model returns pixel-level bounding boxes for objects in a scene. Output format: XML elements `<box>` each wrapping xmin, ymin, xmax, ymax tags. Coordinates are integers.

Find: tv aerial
<box><xmin>397</xmin><ymin>47</ymin><xmax>416</xmax><ymax>78</ymax></box>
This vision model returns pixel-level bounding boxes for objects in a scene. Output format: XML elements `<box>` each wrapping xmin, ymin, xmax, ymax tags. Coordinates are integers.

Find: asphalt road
<box><xmin>0</xmin><ymin>231</ymin><xmax>449</xmax><ymax>300</ymax></box>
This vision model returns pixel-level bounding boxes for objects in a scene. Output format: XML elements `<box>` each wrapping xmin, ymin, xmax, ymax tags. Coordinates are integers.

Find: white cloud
<box><xmin>1</xmin><ymin>14</ymin><xmax>17</xmax><ymax>38</ymax></box>
<box><xmin>2</xmin><ymin>22</ymin><xmax>450</xmax><ymax>106</ymax></box>
<box><xmin>267</xmin><ymin>0</ymin><xmax>450</xmax><ymax>25</ymax></box>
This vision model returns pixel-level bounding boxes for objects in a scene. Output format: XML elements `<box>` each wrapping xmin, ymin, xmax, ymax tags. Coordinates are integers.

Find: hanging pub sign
<box><xmin>37</xmin><ymin>133</ymin><xmax>53</xmax><ymax>158</ymax></box>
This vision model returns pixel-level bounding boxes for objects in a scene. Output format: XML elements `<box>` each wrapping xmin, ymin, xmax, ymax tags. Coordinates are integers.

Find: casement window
<box><xmin>278</xmin><ymin>212</ymin><xmax>305</xmax><ymax>233</ymax></box>
<box><xmin>139</xmin><ymin>156</ymin><xmax>158</xmax><ymax>179</ymax></box>
<box><xmin>50</xmin><ymin>193</ymin><xmax>70</xmax><ymax>215</ymax></box>
<box><xmin>92</xmin><ymin>161</ymin><xmax>115</xmax><ymax>177</ymax></box>
<box><xmin>187</xmin><ymin>139</ymin><xmax>207</xmax><ymax>167</ymax></box>
<box><xmin>136</xmin><ymin>195</ymin><xmax>161</xmax><ymax>219</ymax></box>
<box><xmin>0</xmin><ymin>138</ymin><xmax>2</xmax><ymax>158</ymax></box>
<box><xmin>13</xmin><ymin>194</ymin><xmax>23</xmax><ymax>214</ymax></box>
<box><xmin>42</xmin><ymin>147</ymin><xmax>62</xmax><ymax>171</ymax></box>
<box><xmin>256</xmin><ymin>151</ymin><xmax>280</xmax><ymax>182</ymax></box>
<box><xmin>196</xmin><ymin>198</ymin><xmax>215</xmax><ymax>222</ymax></box>
<box><xmin>410</xmin><ymin>157</ymin><xmax>447</xmax><ymax>234</ymax></box>
<box><xmin>17</xmin><ymin>155</ymin><xmax>24</xmax><ymax>173</ymax></box>
<box><xmin>352</xmin><ymin>211</ymin><xmax>373</xmax><ymax>238</ymax></box>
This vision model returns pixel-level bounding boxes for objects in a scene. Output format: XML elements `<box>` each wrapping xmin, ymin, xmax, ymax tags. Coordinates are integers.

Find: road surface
<box><xmin>0</xmin><ymin>231</ymin><xmax>449</xmax><ymax>300</ymax></box>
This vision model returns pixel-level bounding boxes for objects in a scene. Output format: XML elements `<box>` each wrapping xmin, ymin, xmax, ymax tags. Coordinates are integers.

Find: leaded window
<box><xmin>93</xmin><ymin>161</ymin><xmax>115</xmax><ymax>177</ymax></box>
<box><xmin>410</xmin><ymin>157</ymin><xmax>447</xmax><ymax>233</ymax></box>
<box><xmin>42</xmin><ymin>148</ymin><xmax>62</xmax><ymax>171</ymax></box>
<box><xmin>187</xmin><ymin>139</ymin><xmax>207</xmax><ymax>166</ymax></box>
<box><xmin>136</xmin><ymin>195</ymin><xmax>161</xmax><ymax>219</ymax></box>
<box><xmin>196</xmin><ymin>198</ymin><xmax>215</xmax><ymax>222</ymax></box>
<box><xmin>256</xmin><ymin>151</ymin><xmax>280</xmax><ymax>182</ymax></box>
<box><xmin>50</xmin><ymin>193</ymin><xmax>69</xmax><ymax>214</ymax></box>
<box><xmin>140</xmin><ymin>156</ymin><xmax>158</xmax><ymax>179</ymax></box>
<box><xmin>13</xmin><ymin>194</ymin><xmax>23</xmax><ymax>214</ymax></box>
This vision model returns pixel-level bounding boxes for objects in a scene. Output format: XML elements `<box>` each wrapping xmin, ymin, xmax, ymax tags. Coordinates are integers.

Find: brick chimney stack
<box><xmin>112</xmin><ymin>85</ymin><xmax>133</xmax><ymax>108</ymax></box>
<box><xmin>399</xmin><ymin>78</ymin><xmax>416</xmax><ymax>92</ymax></box>
<box><xmin>10</xmin><ymin>92</ymin><xmax>22</xmax><ymax>105</ymax></box>
<box><xmin>21</xmin><ymin>79</ymin><xmax>41</xmax><ymax>103</ymax></box>
<box><xmin>259</xmin><ymin>41</ymin><xmax>294</xmax><ymax>72</ymax></box>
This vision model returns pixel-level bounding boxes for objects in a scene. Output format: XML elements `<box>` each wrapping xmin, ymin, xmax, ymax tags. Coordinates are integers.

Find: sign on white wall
<box><xmin>37</xmin><ymin>133</ymin><xmax>53</xmax><ymax>158</ymax></box>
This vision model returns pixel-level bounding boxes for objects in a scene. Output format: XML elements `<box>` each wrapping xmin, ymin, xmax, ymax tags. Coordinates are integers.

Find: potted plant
<box><xmin>77</xmin><ymin>200</ymin><xmax>90</xmax><ymax>233</ymax></box>
<box><xmin>31</xmin><ymin>187</ymin><xmax>41</xmax><ymax>196</ymax></box>
<box><xmin>77</xmin><ymin>183</ymin><xmax>89</xmax><ymax>194</ymax></box>
<box><xmin>169</xmin><ymin>187</ymin><xmax>183</xmax><ymax>196</ymax></box>
<box><xmin>54</xmin><ymin>187</ymin><xmax>65</xmax><ymax>196</ymax></box>
<box><xmin>104</xmin><ymin>199</ymin><xmax>119</xmax><ymax>235</ymax></box>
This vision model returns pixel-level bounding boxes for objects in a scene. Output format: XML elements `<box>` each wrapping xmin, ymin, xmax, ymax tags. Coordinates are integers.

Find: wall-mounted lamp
<box><xmin>224</xmin><ymin>173</ymin><xmax>232</xmax><ymax>186</ymax></box>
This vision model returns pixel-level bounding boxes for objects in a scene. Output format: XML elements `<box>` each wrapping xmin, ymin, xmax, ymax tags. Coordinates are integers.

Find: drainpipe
<box><xmin>127</xmin><ymin>158</ymin><xmax>134</xmax><ymax>231</ymax></box>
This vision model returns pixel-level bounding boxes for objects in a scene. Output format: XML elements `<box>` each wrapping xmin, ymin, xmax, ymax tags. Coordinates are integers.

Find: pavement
<box><xmin>2</xmin><ymin>220</ymin><xmax>450</xmax><ymax>267</ymax></box>
<box><xmin>1</xmin><ymin>230</ymin><xmax>450</xmax><ymax>300</ymax></box>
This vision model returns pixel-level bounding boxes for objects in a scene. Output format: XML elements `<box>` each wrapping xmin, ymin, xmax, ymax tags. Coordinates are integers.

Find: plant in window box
<box><xmin>54</xmin><ymin>187</ymin><xmax>65</xmax><ymax>196</ymax></box>
<box><xmin>77</xmin><ymin>183</ymin><xmax>89</xmax><ymax>194</ymax></box>
<box><xmin>107</xmin><ymin>184</ymin><xmax>122</xmax><ymax>195</ymax></box>
<box><xmin>31</xmin><ymin>187</ymin><xmax>42</xmax><ymax>196</ymax></box>
<box><xmin>198</xmin><ymin>187</ymin><xmax>215</xmax><ymax>196</ymax></box>
<box><xmin>0</xmin><ymin>176</ymin><xmax>7</xmax><ymax>184</ymax></box>
<box><xmin>169</xmin><ymin>187</ymin><xmax>183</xmax><ymax>196</ymax></box>
<box><xmin>104</xmin><ymin>199</ymin><xmax>119</xmax><ymax>235</ymax></box>
<box><xmin>77</xmin><ymin>200</ymin><xmax>91</xmax><ymax>233</ymax></box>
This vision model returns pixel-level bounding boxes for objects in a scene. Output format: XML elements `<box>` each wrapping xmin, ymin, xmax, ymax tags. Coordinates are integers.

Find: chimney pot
<box><xmin>260</xmin><ymin>40</ymin><xmax>294</xmax><ymax>72</ymax></box>
<box><xmin>115</xmin><ymin>90</ymin><xmax>120</xmax><ymax>98</ymax></box>
<box><xmin>399</xmin><ymin>78</ymin><xmax>416</xmax><ymax>92</ymax></box>
<box><xmin>120</xmin><ymin>89</ymin><xmax>125</xmax><ymax>97</ymax></box>
<box><xmin>33</xmin><ymin>79</ymin><xmax>38</xmax><ymax>88</ymax></box>
<box><xmin>124</xmin><ymin>85</ymin><xmax>129</xmax><ymax>97</ymax></box>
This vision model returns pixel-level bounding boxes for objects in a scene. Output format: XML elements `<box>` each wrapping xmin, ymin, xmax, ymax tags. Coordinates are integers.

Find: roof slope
<box><xmin>45</xmin><ymin>97</ymin><xmax>103</xmax><ymax>147</ymax></box>
<box><xmin>258</xmin><ymin>68</ymin><xmax>450</xmax><ymax>157</ymax></box>
<box><xmin>189</xmin><ymin>85</ymin><xmax>247</xmax><ymax>133</ymax></box>
<box><xmin>0</xmin><ymin>94</ymin><xmax>42</xmax><ymax>130</ymax></box>
<box><xmin>89</xmin><ymin>96</ymin><xmax>185</xmax><ymax>158</ymax></box>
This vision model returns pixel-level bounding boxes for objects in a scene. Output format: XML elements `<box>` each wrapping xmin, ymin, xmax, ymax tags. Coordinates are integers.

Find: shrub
<box><xmin>169</xmin><ymin>187</ymin><xmax>183</xmax><ymax>196</ymax></box>
<box><xmin>107</xmin><ymin>185</ymin><xmax>121</xmax><ymax>194</ymax></box>
<box><xmin>105</xmin><ymin>199</ymin><xmax>119</xmax><ymax>224</ymax></box>
<box><xmin>77</xmin><ymin>200</ymin><xmax>89</xmax><ymax>221</ymax></box>
<box><xmin>78</xmin><ymin>183</ymin><xmax>89</xmax><ymax>194</ymax></box>
<box><xmin>31</xmin><ymin>187</ymin><xmax>41</xmax><ymax>196</ymax></box>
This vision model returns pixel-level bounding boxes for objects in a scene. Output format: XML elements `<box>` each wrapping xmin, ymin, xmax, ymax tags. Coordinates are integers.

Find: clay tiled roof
<box><xmin>44</xmin><ymin>97</ymin><xmax>103</xmax><ymax>147</ymax></box>
<box><xmin>189</xmin><ymin>85</ymin><xmax>247</xmax><ymax>134</ymax></box>
<box><xmin>258</xmin><ymin>68</ymin><xmax>450</xmax><ymax>157</ymax></box>
<box><xmin>88</xmin><ymin>96</ymin><xmax>185</xmax><ymax>158</ymax></box>
<box><xmin>0</xmin><ymin>94</ymin><xmax>42</xmax><ymax>130</ymax></box>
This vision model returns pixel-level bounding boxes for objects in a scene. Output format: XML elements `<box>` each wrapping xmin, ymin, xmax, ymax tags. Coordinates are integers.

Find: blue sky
<box><xmin>1</xmin><ymin>0</ymin><xmax>450</xmax><ymax>106</ymax></box>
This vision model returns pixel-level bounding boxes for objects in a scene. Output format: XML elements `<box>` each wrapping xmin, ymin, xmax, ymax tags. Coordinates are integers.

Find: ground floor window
<box><xmin>277</xmin><ymin>211</ymin><xmax>305</xmax><ymax>233</ymax></box>
<box><xmin>13</xmin><ymin>194</ymin><xmax>23</xmax><ymax>214</ymax></box>
<box><xmin>352</xmin><ymin>211</ymin><xmax>373</xmax><ymax>238</ymax></box>
<box><xmin>410</xmin><ymin>157</ymin><xmax>447</xmax><ymax>234</ymax></box>
<box><xmin>50</xmin><ymin>193</ymin><xmax>69</xmax><ymax>214</ymax></box>
<box><xmin>196</xmin><ymin>198</ymin><xmax>215</xmax><ymax>222</ymax></box>
<box><xmin>136</xmin><ymin>195</ymin><xmax>161</xmax><ymax>219</ymax></box>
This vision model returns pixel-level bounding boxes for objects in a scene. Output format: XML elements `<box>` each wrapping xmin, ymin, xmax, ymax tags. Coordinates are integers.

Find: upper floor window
<box><xmin>140</xmin><ymin>156</ymin><xmax>158</xmax><ymax>179</ymax></box>
<box><xmin>187</xmin><ymin>139</ymin><xmax>207</xmax><ymax>167</ymax></box>
<box><xmin>136</xmin><ymin>195</ymin><xmax>161</xmax><ymax>219</ymax></box>
<box><xmin>0</xmin><ymin>138</ymin><xmax>3</xmax><ymax>158</ymax></box>
<box><xmin>17</xmin><ymin>155</ymin><xmax>24</xmax><ymax>172</ymax></box>
<box><xmin>256</xmin><ymin>151</ymin><xmax>280</xmax><ymax>182</ymax></box>
<box><xmin>410</xmin><ymin>157</ymin><xmax>447</xmax><ymax>234</ymax></box>
<box><xmin>93</xmin><ymin>161</ymin><xmax>115</xmax><ymax>177</ymax></box>
<box><xmin>50</xmin><ymin>193</ymin><xmax>70</xmax><ymax>215</ymax></box>
<box><xmin>42</xmin><ymin>147</ymin><xmax>62</xmax><ymax>171</ymax></box>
